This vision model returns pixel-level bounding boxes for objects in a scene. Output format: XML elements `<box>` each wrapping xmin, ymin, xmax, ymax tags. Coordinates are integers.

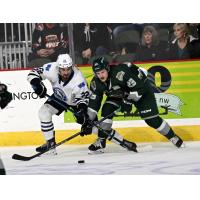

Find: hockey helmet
<box><xmin>56</xmin><ymin>54</ymin><xmax>73</xmax><ymax>69</ymax></box>
<box><xmin>92</xmin><ymin>57</ymin><xmax>110</xmax><ymax>73</ymax></box>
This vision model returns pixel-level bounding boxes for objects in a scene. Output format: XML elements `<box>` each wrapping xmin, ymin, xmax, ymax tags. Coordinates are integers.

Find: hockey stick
<box><xmin>46</xmin><ymin>94</ymin><xmax>138</xmax><ymax>151</ymax></box>
<box><xmin>90</xmin><ymin>122</ymin><xmax>152</xmax><ymax>153</ymax></box>
<box><xmin>89</xmin><ymin>120</ymin><xmax>138</xmax><ymax>152</ymax></box>
<box><xmin>45</xmin><ymin>94</ymin><xmax>74</xmax><ymax>113</ymax></box>
<box><xmin>45</xmin><ymin>94</ymin><xmax>139</xmax><ymax>152</ymax></box>
<box><xmin>43</xmin><ymin>95</ymin><xmax>150</xmax><ymax>152</ymax></box>
<box><xmin>89</xmin><ymin>119</ymin><xmax>153</xmax><ymax>153</ymax></box>
<box><xmin>12</xmin><ymin>107</ymin><xmax>120</xmax><ymax>161</ymax></box>
<box><xmin>43</xmin><ymin>95</ymin><xmax>131</xmax><ymax>151</ymax></box>
<box><xmin>45</xmin><ymin>93</ymin><xmax>122</xmax><ymax>121</ymax></box>
<box><xmin>12</xmin><ymin>131</ymin><xmax>82</xmax><ymax>161</ymax></box>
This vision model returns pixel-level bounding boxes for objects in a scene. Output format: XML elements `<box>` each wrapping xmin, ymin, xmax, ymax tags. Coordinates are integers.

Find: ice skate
<box><xmin>170</xmin><ymin>135</ymin><xmax>185</xmax><ymax>148</ymax></box>
<box><xmin>121</xmin><ymin>139</ymin><xmax>138</xmax><ymax>152</ymax></box>
<box><xmin>36</xmin><ymin>137</ymin><xmax>57</xmax><ymax>155</ymax></box>
<box><xmin>88</xmin><ymin>138</ymin><xmax>106</xmax><ymax>154</ymax></box>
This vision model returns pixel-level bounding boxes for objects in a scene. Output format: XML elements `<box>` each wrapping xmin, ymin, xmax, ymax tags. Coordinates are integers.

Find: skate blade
<box><xmin>137</xmin><ymin>144</ymin><xmax>153</xmax><ymax>153</ymax></box>
<box><xmin>43</xmin><ymin>149</ymin><xmax>58</xmax><ymax>156</ymax></box>
<box><xmin>126</xmin><ymin>148</ymin><xmax>137</xmax><ymax>153</ymax></box>
<box><xmin>178</xmin><ymin>142</ymin><xmax>186</xmax><ymax>148</ymax></box>
<box><xmin>88</xmin><ymin>149</ymin><xmax>105</xmax><ymax>155</ymax></box>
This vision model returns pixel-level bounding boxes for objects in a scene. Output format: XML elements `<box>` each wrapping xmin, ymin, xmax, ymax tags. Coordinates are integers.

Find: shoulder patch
<box><xmin>90</xmin><ymin>80</ymin><xmax>96</xmax><ymax>91</ymax></box>
<box><xmin>127</xmin><ymin>78</ymin><xmax>136</xmax><ymax>88</ymax></box>
<box><xmin>45</xmin><ymin>64</ymin><xmax>52</xmax><ymax>71</ymax></box>
<box><xmin>116</xmin><ymin>71</ymin><xmax>125</xmax><ymax>81</ymax></box>
<box><xmin>78</xmin><ymin>82</ymin><xmax>85</xmax><ymax>88</ymax></box>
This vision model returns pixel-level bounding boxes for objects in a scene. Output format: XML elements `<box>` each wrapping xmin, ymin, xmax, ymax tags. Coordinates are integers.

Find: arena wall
<box><xmin>0</xmin><ymin>60</ymin><xmax>200</xmax><ymax>146</ymax></box>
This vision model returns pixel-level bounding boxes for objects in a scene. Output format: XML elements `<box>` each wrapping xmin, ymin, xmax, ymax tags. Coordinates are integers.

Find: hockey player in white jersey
<box><xmin>27</xmin><ymin>54</ymin><xmax>90</xmax><ymax>154</ymax></box>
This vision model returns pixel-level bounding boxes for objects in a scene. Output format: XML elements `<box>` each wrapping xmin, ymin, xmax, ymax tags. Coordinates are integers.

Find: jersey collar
<box><xmin>58</xmin><ymin>70</ymin><xmax>74</xmax><ymax>86</ymax></box>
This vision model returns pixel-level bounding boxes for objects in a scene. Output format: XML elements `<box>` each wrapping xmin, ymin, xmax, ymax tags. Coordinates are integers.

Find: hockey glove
<box><xmin>107</xmin><ymin>88</ymin><xmax>125</xmax><ymax>99</ymax></box>
<box><xmin>0</xmin><ymin>91</ymin><xmax>12</xmax><ymax>109</ymax></box>
<box><xmin>120</xmin><ymin>100</ymin><xmax>132</xmax><ymax>113</ymax></box>
<box><xmin>80</xmin><ymin>120</ymin><xmax>93</xmax><ymax>136</ymax></box>
<box><xmin>30</xmin><ymin>78</ymin><xmax>47</xmax><ymax>98</ymax></box>
<box><xmin>75</xmin><ymin>103</ymin><xmax>89</xmax><ymax>125</ymax></box>
<box><xmin>0</xmin><ymin>83</ymin><xmax>7</xmax><ymax>94</ymax></box>
<box><xmin>0</xmin><ymin>83</ymin><xmax>12</xmax><ymax>109</ymax></box>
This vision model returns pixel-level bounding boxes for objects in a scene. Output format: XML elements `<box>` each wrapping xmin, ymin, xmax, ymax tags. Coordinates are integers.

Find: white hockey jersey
<box><xmin>27</xmin><ymin>62</ymin><xmax>90</xmax><ymax>106</ymax></box>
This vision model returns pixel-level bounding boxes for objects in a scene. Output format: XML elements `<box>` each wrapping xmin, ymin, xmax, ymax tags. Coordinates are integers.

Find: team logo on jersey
<box><xmin>53</xmin><ymin>87</ymin><xmax>67</xmax><ymax>101</ymax></box>
<box><xmin>116</xmin><ymin>71</ymin><xmax>125</xmax><ymax>81</ymax></box>
<box><xmin>127</xmin><ymin>78</ymin><xmax>136</xmax><ymax>88</ymax></box>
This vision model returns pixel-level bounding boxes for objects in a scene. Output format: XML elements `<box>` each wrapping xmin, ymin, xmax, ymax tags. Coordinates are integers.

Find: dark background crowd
<box><xmin>72</xmin><ymin>23</ymin><xmax>200</xmax><ymax>65</ymax></box>
<box><xmin>1</xmin><ymin>23</ymin><xmax>200</xmax><ymax>67</ymax></box>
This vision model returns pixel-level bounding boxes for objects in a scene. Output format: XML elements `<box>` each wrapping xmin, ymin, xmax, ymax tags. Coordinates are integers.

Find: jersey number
<box><xmin>81</xmin><ymin>91</ymin><xmax>90</xmax><ymax>98</ymax></box>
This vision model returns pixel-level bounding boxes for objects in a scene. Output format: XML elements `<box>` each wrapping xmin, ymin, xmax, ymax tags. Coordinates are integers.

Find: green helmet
<box><xmin>92</xmin><ymin>57</ymin><xmax>110</xmax><ymax>73</ymax></box>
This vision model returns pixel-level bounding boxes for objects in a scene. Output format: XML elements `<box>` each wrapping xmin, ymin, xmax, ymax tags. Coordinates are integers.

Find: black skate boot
<box><xmin>121</xmin><ymin>139</ymin><xmax>137</xmax><ymax>152</ymax></box>
<box><xmin>36</xmin><ymin>137</ymin><xmax>57</xmax><ymax>155</ymax></box>
<box><xmin>88</xmin><ymin>138</ymin><xmax>106</xmax><ymax>154</ymax></box>
<box><xmin>169</xmin><ymin>135</ymin><xmax>185</xmax><ymax>148</ymax></box>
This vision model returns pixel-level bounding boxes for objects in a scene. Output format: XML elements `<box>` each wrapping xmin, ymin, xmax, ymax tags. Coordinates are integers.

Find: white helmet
<box><xmin>56</xmin><ymin>54</ymin><xmax>73</xmax><ymax>68</ymax></box>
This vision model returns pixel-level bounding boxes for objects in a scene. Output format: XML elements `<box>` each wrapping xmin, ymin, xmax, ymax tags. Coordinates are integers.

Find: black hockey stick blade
<box><xmin>12</xmin><ymin>153</ymin><xmax>40</xmax><ymax>161</ymax></box>
<box><xmin>12</xmin><ymin>131</ymin><xmax>82</xmax><ymax>161</ymax></box>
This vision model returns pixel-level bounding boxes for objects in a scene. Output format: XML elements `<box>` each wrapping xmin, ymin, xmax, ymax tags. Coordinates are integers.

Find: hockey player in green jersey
<box><xmin>81</xmin><ymin>57</ymin><xmax>184</xmax><ymax>153</ymax></box>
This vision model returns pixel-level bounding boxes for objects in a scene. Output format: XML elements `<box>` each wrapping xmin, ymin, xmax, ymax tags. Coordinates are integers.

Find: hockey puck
<box><xmin>78</xmin><ymin>160</ymin><xmax>85</xmax><ymax>164</ymax></box>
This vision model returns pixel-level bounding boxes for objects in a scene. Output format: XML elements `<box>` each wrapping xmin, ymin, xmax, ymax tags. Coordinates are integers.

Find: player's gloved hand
<box><xmin>75</xmin><ymin>109</ymin><xmax>88</xmax><ymax>125</ymax></box>
<box><xmin>107</xmin><ymin>89</ymin><xmax>125</xmax><ymax>99</ymax></box>
<box><xmin>0</xmin><ymin>83</ymin><xmax>12</xmax><ymax>109</ymax></box>
<box><xmin>120</xmin><ymin>100</ymin><xmax>132</xmax><ymax>113</ymax></box>
<box><xmin>30</xmin><ymin>78</ymin><xmax>47</xmax><ymax>98</ymax></box>
<box><xmin>0</xmin><ymin>83</ymin><xmax>7</xmax><ymax>94</ymax></box>
<box><xmin>80</xmin><ymin>120</ymin><xmax>93</xmax><ymax>136</ymax></box>
<box><xmin>75</xmin><ymin>103</ymin><xmax>88</xmax><ymax>125</ymax></box>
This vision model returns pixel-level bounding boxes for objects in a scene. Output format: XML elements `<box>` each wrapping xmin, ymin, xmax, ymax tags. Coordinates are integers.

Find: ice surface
<box><xmin>1</xmin><ymin>141</ymin><xmax>200</xmax><ymax>175</ymax></box>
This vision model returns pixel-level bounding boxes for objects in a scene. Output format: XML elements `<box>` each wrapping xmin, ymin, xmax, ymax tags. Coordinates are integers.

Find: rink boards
<box><xmin>0</xmin><ymin>123</ymin><xmax>200</xmax><ymax>146</ymax></box>
<box><xmin>0</xmin><ymin>59</ymin><xmax>200</xmax><ymax>146</ymax></box>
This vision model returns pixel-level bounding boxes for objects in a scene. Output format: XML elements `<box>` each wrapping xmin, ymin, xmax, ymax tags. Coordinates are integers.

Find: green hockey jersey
<box><xmin>89</xmin><ymin>63</ymin><xmax>148</xmax><ymax>112</ymax></box>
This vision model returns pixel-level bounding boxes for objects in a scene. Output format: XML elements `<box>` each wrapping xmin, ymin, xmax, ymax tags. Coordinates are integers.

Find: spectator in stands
<box><xmin>168</xmin><ymin>23</ymin><xmax>200</xmax><ymax>60</ymax></box>
<box><xmin>73</xmin><ymin>23</ymin><xmax>111</xmax><ymax>64</ymax></box>
<box><xmin>188</xmin><ymin>23</ymin><xmax>200</xmax><ymax>40</ymax></box>
<box><xmin>28</xmin><ymin>23</ymin><xmax>68</xmax><ymax>68</ymax></box>
<box><xmin>135</xmin><ymin>25</ymin><xmax>168</xmax><ymax>62</ymax></box>
<box><xmin>111</xmin><ymin>23</ymin><xmax>144</xmax><ymax>55</ymax></box>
